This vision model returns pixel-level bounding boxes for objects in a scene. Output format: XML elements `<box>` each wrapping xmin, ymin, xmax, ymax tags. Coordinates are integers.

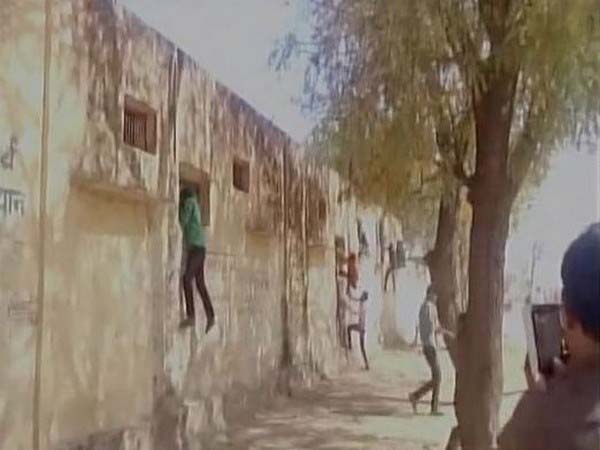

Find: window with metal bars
<box><xmin>123</xmin><ymin>95</ymin><xmax>156</xmax><ymax>154</ymax></box>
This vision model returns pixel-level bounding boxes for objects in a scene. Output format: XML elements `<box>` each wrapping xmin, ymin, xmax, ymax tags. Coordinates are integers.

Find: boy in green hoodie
<box><xmin>179</xmin><ymin>188</ymin><xmax>215</xmax><ymax>332</ymax></box>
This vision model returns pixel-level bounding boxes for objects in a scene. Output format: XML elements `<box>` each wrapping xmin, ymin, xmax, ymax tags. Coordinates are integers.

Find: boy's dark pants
<box><xmin>182</xmin><ymin>246</ymin><xmax>215</xmax><ymax>321</ymax></box>
<box><xmin>411</xmin><ymin>345</ymin><xmax>441</xmax><ymax>412</ymax></box>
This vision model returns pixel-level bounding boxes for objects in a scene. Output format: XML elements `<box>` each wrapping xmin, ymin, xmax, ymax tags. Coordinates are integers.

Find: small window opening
<box><xmin>233</xmin><ymin>158</ymin><xmax>250</xmax><ymax>193</ymax></box>
<box><xmin>123</xmin><ymin>95</ymin><xmax>156</xmax><ymax>154</ymax></box>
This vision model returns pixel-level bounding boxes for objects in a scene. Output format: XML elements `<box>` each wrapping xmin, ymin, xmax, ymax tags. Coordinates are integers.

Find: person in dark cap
<box><xmin>498</xmin><ymin>223</ymin><xmax>600</xmax><ymax>450</ymax></box>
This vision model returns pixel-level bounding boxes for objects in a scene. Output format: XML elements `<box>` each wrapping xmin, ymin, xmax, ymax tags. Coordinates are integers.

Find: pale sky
<box><xmin>120</xmin><ymin>0</ymin><xmax>599</xmax><ymax>296</ymax></box>
<box><xmin>119</xmin><ymin>0</ymin><xmax>313</xmax><ymax>142</ymax></box>
<box><xmin>507</xmin><ymin>147</ymin><xmax>599</xmax><ymax>293</ymax></box>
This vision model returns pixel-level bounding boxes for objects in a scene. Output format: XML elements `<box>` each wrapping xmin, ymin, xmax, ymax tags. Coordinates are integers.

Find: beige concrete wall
<box><xmin>163</xmin><ymin>66</ymin><xmax>291</xmax><ymax>444</ymax></box>
<box><xmin>0</xmin><ymin>1</ymin><xmax>46</xmax><ymax>449</ymax></box>
<box><xmin>0</xmin><ymin>1</ymin><xmax>407</xmax><ymax>449</ymax></box>
<box><xmin>36</xmin><ymin>2</ymin><xmax>177</xmax><ymax>448</ymax></box>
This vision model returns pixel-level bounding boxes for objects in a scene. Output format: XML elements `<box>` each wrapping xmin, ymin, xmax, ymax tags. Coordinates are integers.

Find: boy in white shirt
<box><xmin>347</xmin><ymin>284</ymin><xmax>370</xmax><ymax>370</ymax></box>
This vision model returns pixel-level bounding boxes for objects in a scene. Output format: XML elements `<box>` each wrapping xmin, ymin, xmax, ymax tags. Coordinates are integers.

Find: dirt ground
<box><xmin>210</xmin><ymin>346</ymin><xmax>527</xmax><ymax>449</ymax></box>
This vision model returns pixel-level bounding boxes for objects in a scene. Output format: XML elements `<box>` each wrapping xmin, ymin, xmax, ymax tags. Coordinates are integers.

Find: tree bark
<box><xmin>426</xmin><ymin>184</ymin><xmax>463</xmax><ymax>368</ymax></box>
<box><xmin>456</xmin><ymin>189</ymin><xmax>511</xmax><ymax>449</ymax></box>
<box><xmin>278</xmin><ymin>144</ymin><xmax>292</xmax><ymax>397</ymax></box>
<box><xmin>455</xmin><ymin>69</ymin><xmax>518</xmax><ymax>450</ymax></box>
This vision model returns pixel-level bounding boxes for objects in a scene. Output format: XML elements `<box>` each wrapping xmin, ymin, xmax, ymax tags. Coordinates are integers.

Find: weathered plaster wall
<box><xmin>37</xmin><ymin>3</ymin><xmax>179</xmax><ymax>448</ymax></box>
<box><xmin>162</xmin><ymin>67</ymin><xmax>293</xmax><ymax>448</ymax></box>
<box><xmin>0</xmin><ymin>2</ymin><xmax>406</xmax><ymax>450</ymax></box>
<box><xmin>0</xmin><ymin>1</ymin><xmax>46</xmax><ymax>449</ymax></box>
<box><xmin>303</xmin><ymin>164</ymin><xmax>338</xmax><ymax>378</ymax></box>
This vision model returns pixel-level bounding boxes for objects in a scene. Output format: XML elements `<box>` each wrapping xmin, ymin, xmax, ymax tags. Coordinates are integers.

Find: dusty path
<box><xmin>210</xmin><ymin>348</ymin><xmax>526</xmax><ymax>450</ymax></box>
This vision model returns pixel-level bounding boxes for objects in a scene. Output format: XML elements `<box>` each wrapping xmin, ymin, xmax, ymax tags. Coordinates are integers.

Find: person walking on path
<box><xmin>384</xmin><ymin>243</ymin><xmax>398</xmax><ymax>292</ymax></box>
<box><xmin>409</xmin><ymin>285</ymin><xmax>453</xmax><ymax>415</ymax></box>
<box><xmin>395</xmin><ymin>240</ymin><xmax>406</xmax><ymax>269</ymax></box>
<box><xmin>179</xmin><ymin>187</ymin><xmax>215</xmax><ymax>332</ymax></box>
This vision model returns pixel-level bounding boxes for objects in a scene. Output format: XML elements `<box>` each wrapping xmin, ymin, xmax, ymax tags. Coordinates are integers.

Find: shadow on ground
<box><xmin>206</xmin><ymin>347</ymin><xmax>526</xmax><ymax>450</ymax></box>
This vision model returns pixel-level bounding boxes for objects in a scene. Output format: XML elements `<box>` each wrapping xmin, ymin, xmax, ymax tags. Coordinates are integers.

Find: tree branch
<box><xmin>433</xmin><ymin>95</ymin><xmax>475</xmax><ymax>189</ymax></box>
<box><xmin>478</xmin><ymin>0</ymin><xmax>513</xmax><ymax>49</ymax></box>
<box><xmin>508</xmin><ymin>96</ymin><xmax>543</xmax><ymax>200</ymax></box>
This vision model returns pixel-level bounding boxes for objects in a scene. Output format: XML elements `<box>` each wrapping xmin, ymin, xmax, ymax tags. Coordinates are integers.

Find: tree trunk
<box><xmin>426</xmin><ymin>184</ymin><xmax>463</xmax><ymax>368</ymax></box>
<box><xmin>278</xmin><ymin>144</ymin><xmax>292</xmax><ymax>397</ymax></box>
<box><xmin>456</xmin><ymin>190</ymin><xmax>511</xmax><ymax>449</ymax></box>
<box><xmin>455</xmin><ymin>70</ymin><xmax>518</xmax><ymax>450</ymax></box>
